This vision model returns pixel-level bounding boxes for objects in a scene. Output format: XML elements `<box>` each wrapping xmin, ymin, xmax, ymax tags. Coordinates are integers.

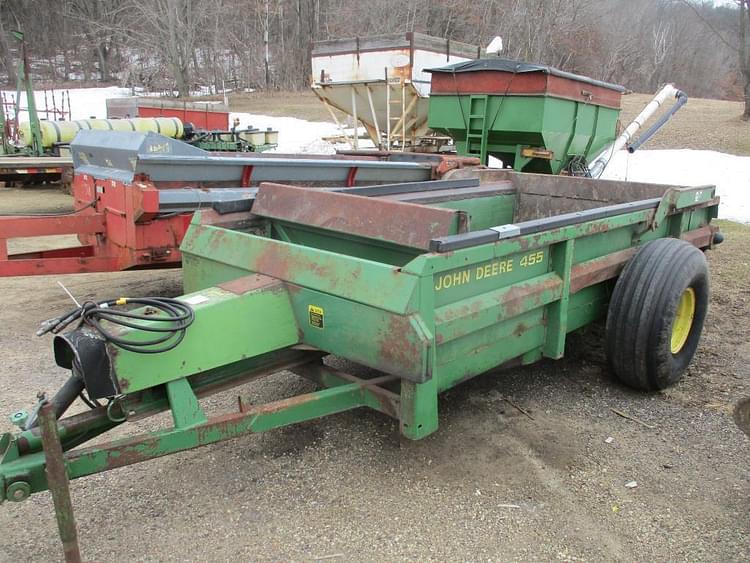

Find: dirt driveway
<box><xmin>0</xmin><ymin>188</ymin><xmax>747</xmax><ymax>561</ymax></box>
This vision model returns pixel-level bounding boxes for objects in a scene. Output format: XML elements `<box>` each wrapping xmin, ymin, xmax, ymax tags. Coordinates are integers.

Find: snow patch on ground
<box><xmin>4</xmin><ymin>87</ymin><xmax>749</xmax><ymax>223</ymax></box>
<box><xmin>229</xmin><ymin>112</ymin><xmax>343</xmax><ymax>154</ymax></box>
<box><xmin>601</xmin><ymin>149</ymin><xmax>750</xmax><ymax>224</ymax></box>
<box><xmin>2</xmin><ymin>86</ymin><xmax>132</xmax><ymax>122</ymax></box>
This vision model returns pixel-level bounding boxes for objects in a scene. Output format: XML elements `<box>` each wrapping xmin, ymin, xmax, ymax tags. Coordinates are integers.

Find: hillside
<box><xmin>620</xmin><ymin>93</ymin><xmax>749</xmax><ymax>156</ymax></box>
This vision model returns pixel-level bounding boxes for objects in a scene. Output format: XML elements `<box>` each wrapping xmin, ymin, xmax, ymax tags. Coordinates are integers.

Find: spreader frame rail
<box><xmin>0</xmin><ymin>358</ymin><xmax>397</xmax><ymax>501</ymax></box>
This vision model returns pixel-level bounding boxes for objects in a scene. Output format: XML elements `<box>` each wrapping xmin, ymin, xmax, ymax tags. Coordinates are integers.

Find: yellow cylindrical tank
<box><xmin>239</xmin><ymin>130</ymin><xmax>266</xmax><ymax>146</ymax></box>
<box><xmin>264</xmin><ymin>129</ymin><xmax>279</xmax><ymax>145</ymax></box>
<box><xmin>19</xmin><ymin>117</ymin><xmax>184</xmax><ymax>148</ymax></box>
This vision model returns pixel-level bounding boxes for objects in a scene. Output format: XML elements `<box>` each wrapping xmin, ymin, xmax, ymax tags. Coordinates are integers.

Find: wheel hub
<box><xmin>671</xmin><ymin>287</ymin><xmax>696</xmax><ymax>354</ymax></box>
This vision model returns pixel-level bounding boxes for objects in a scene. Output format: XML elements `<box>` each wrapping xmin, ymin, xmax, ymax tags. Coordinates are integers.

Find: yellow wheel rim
<box><xmin>671</xmin><ymin>287</ymin><xmax>696</xmax><ymax>354</ymax></box>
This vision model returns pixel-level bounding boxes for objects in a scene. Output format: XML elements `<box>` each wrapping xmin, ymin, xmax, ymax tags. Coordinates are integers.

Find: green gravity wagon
<box><xmin>0</xmin><ymin>165</ymin><xmax>720</xmax><ymax>558</ymax></box>
<box><xmin>427</xmin><ymin>58</ymin><xmax>627</xmax><ymax>174</ymax></box>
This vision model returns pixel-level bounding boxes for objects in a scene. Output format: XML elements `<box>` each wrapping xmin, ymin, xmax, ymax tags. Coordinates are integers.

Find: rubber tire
<box><xmin>605</xmin><ymin>238</ymin><xmax>709</xmax><ymax>391</ymax></box>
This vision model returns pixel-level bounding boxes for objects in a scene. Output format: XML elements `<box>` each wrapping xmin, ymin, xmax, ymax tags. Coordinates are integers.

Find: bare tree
<box><xmin>0</xmin><ymin>9</ymin><xmax>16</xmax><ymax>84</ymax></box>
<box><xmin>681</xmin><ymin>0</ymin><xmax>750</xmax><ymax>118</ymax></box>
<box><xmin>66</xmin><ymin>0</ymin><xmax>127</xmax><ymax>82</ymax></box>
<box><xmin>127</xmin><ymin>0</ymin><xmax>214</xmax><ymax>96</ymax></box>
<box><xmin>742</xmin><ymin>0</ymin><xmax>750</xmax><ymax>119</ymax></box>
<box><xmin>0</xmin><ymin>0</ymin><xmax>744</xmax><ymax>103</ymax></box>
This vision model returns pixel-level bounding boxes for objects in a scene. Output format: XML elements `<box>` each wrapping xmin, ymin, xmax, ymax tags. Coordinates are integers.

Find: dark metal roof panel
<box><xmin>427</xmin><ymin>58</ymin><xmax>626</xmax><ymax>92</ymax></box>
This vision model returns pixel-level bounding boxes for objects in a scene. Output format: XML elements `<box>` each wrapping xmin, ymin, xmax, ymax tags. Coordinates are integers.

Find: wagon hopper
<box><xmin>312</xmin><ymin>32</ymin><xmax>479</xmax><ymax>150</ymax></box>
<box><xmin>427</xmin><ymin>59</ymin><xmax>687</xmax><ymax>175</ymax></box>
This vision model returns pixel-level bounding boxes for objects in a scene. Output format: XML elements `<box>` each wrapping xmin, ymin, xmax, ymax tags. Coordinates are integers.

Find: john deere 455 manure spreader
<box><xmin>0</xmin><ymin>168</ymin><xmax>720</xmax><ymax>559</ymax></box>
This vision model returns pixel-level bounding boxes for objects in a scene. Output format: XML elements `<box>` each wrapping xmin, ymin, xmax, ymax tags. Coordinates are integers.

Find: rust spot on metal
<box><xmin>16</xmin><ymin>436</ymin><xmax>30</xmax><ymax>452</ymax></box>
<box><xmin>368</xmin><ymin>315</ymin><xmax>424</xmax><ymax>382</ymax></box>
<box><xmin>252</xmin><ymin>182</ymin><xmax>462</xmax><ymax>249</ymax></box>
<box><xmin>218</xmin><ymin>274</ymin><xmax>282</xmax><ymax>295</ymax></box>
<box><xmin>292</xmin><ymin>363</ymin><xmax>401</xmax><ymax>419</ymax></box>
<box><xmin>253</xmin><ymin>392</ymin><xmax>319</xmax><ymax>415</ymax></box>
<box><xmin>568</xmin><ymin>226</ymin><xmax>716</xmax><ymax>295</ymax></box>
<box><xmin>205</xmin><ymin>228</ymin><xmax>230</xmax><ymax>253</ymax></box>
<box><xmin>434</xmin><ymin>155</ymin><xmax>482</xmax><ymax>177</ymax></box>
<box><xmin>256</xmin><ymin>243</ymin><xmax>291</xmax><ymax>280</ymax></box>
<box><xmin>499</xmin><ymin>276</ymin><xmax>562</xmax><ymax>318</ymax></box>
<box><xmin>430</xmin><ymin>69</ymin><xmax>624</xmax><ymax>108</ymax></box>
<box><xmin>681</xmin><ymin>225</ymin><xmax>714</xmax><ymax>249</ymax></box>
<box><xmin>68</xmin><ymin>435</ymin><xmax>161</xmax><ymax>470</ymax></box>
<box><xmin>513</xmin><ymin>322</ymin><xmax>528</xmax><ymax>337</ymax></box>
<box><xmin>108</xmin><ymin>437</ymin><xmax>161</xmax><ymax>469</ymax></box>
<box><xmin>37</xmin><ymin>401</ymin><xmax>82</xmax><ymax>560</ymax></box>
<box><xmin>285</xmin><ymin>283</ymin><xmax>302</xmax><ymax>296</ymax></box>
<box><xmin>570</xmin><ymin>248</ymin><xmax>636</xmax><ymax>294</ymax></box>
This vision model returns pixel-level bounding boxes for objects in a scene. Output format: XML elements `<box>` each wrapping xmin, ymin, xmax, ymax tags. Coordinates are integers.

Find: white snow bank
<box><xmin>5</xmin><ymin>88</ymin><xmax>749</xmax><ymax>223</ymax></box>
<box><xmin>601</xmin><ymin>149</ymin><xmax>750</xmax><ymax>224</ymax></box>
<box><xmin>2</xmin><ymin>86</ymin><xmax>132</xmax><ymax>122</ymax></box>
<box><xmin>229</xmin><ymin>112</ymin><xmax>343</xmax><ymax>154</ymax></box>
<box><xmin>3</xmin><ymin>86</ymin><xmax>348</xmax><ymax>154</ymax></box>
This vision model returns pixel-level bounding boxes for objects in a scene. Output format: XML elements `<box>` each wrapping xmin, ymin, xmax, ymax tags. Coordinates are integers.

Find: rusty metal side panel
<box><xmin>252</xmin><ymin>182</ymin><xmax>467</xmax><ymax>249</ymax></box>
<box><xmin>287</xmin><ymin>286</ymin><xmax>432</xmax><ymax>383</ymax></box>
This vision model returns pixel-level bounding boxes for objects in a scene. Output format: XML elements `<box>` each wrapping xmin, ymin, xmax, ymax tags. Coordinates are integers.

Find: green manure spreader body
<box><xmin>427</xmin><ymin>58</ymin><xmax>625</xmax><ymax>174</ymax></box>
<box><xmin>0</xmin><ymin>170</ymin><xmax>720</xmax><ymax>556</ymax></box>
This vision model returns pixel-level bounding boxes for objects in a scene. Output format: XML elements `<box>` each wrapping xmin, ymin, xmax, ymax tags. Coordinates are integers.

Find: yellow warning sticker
<box><xmin>308</xmin><ymin>305</ymin><xmax>324</xmax><ymax>329</ymax></box>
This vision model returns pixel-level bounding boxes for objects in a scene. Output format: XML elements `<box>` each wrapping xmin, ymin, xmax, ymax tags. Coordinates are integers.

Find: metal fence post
<box><xmin>38</xmin><ymin>399</ymin><xmax>82</xmax><ymax>563</ymax></box>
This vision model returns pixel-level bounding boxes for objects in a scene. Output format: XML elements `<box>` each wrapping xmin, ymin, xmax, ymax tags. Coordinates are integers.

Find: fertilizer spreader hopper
<box><xmin>0</xmin><ymin>166</ymin><xmax>720</xmax><ymax>560</ymax></box>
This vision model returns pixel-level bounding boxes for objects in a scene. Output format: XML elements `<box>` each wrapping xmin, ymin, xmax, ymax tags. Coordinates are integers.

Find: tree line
<box><xmin>0</xmin><ymin>0</ymin><xmax>747</xmax><ymax>117</ymax></box>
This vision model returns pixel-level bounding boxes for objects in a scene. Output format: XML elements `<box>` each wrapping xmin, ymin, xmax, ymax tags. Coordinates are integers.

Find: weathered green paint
<box><xmin>180</xmin><ymin>219</ymin><xmax>421</xmax><ymax>314</ymax></box>
<box><xmin>66</xmin><ymin>383</ymin><xmax>367</xmax><ymax>476</ymax></box>
<box><xmin>110</xmin><ymin>280</ymin><xmax>300</xmax><ymax>393</ymax></box>
<box><xmin>543</xmin><ymin>239</ymin><xmax>575</xmax><ymax>359</ymax></box>
<box><xmin>567</xmin><ymin>284</ymin><xmax>611</xmax><ymax>332</ymax></box>
<box><xmin>428</xmin><ymin>95</ymin><xmax>620</xmax><ymax>172</ymax></box>
<box><xmin>166</xmin><ymin>378</ymin><xmax>208</xmax><ymax>429</ymax></box>
<box><xmin>403</xmin><ymin>207</ymin><xmax>656</xmax><ymax>277</ymax></box>
<box><xmin>431</xmin><ymin>248</ymin><xmax>550</xmax><ymax>306</ymax></box>
<box><xmin>420</xmin><ymin>193</ymin><xmax>516</xmax><ymax>232</ymax></box>
<box><xmin>400</xmin><ymin>378</ymin><xmax>439</xmax><ymax>440</ymax></box>
<box><xmin>0</xmin><ymin>97</ymin><xmax>8</xmax><ymax>156</ymax></box>
<box><xmin>288</xmin><ymin>288</ymin><xmax>432</xmax><ymax>382</ymax></box>
<box><xmin>1</xmin><ymin>31</ymin><xmax>44</xmax><ymax>157</ymax></box>
<box><xmin>272</xmin><ymin>222</ymin><xmax>422</xmax><ymax>267</ymax></box>
<box><xmin>0</xmin><ymin>178</ymin><xmax>721</xmax><ymax>505</ymax></box>
<box><xmin>433</xmin><ymin>272</ymin><xmax>562</xmax><ymax>343</ymax></box>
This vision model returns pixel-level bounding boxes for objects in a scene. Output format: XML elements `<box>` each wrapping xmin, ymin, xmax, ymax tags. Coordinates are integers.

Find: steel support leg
<box><xmin>38</xmin><ymin>400</ymin><xmax>82</xmax><ymax>563</ymax></box>
<box><xmin>400</xmin><ymin>378</ymin><xmax>438</xmax><ymax>440</ymax></box>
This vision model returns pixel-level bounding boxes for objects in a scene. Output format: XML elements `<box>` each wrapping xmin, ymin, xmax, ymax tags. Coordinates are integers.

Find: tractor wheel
<box><xmin>605</xmin><ymin>238</ymin><xmax>709</xmax><ymax>391</ymax></box>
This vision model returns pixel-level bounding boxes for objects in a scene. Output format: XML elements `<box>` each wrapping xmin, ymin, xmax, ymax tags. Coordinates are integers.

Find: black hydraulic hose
<box><xmin>24</xmin><ymin>374</ymin><xmax>84</xmax><ymax>429</ymax></box>
<box><xmin>38</xmin><ymin>297</ymin><xmax>195</xmax><ymax>354</ymax></box>
<box><xmin>51</xmin><ymin>375</ymin><xmax>86</xmax><ymax>418</ymax></box>
<box><xmin>627</xmin><ymin>90</ymin><xmax>688</xmax><ymax>153</ymax></box>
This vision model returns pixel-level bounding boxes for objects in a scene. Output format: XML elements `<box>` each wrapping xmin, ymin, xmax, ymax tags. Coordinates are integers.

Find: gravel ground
<box><xmin>0</xmin><ymin>188</ymin><xmax>748</xmax><ymax>561</ymax></box>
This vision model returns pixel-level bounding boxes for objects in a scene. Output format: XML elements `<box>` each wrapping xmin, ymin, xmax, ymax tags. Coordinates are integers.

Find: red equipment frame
<box><xmin>0</xmin><ymin>173</ymin><xmax>191</xmax><ymax>276</ymax></box>
<box><xmin>0</xmin><ymin>152</ymin><xmax>479</xmax><ymax>277</ymax></box>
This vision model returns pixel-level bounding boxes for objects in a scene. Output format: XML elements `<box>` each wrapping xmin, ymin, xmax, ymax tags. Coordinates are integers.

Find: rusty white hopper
<box><xmin>311</xmin><ymin>33</ymin><xmax>479</xmax><ymax>150</ymax></box>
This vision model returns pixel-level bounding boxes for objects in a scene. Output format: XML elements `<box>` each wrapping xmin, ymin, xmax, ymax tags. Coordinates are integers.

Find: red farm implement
<box><xmin>0</xmin><ymin>130</ymin><xmax>479</xmax><ymax>277</ymax></box>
